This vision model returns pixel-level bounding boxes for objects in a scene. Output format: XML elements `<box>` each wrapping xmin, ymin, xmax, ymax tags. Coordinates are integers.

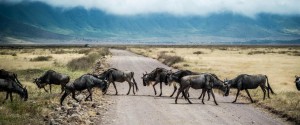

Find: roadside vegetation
<box><xmin>128</xmin><ymin>46</ymin><xmax>300</xmax><ymax>124</ymax></box>
<box><xmin>0</xmin><ymin>47</ymin><xmax>110</xmax><ymax>124</ymax></box>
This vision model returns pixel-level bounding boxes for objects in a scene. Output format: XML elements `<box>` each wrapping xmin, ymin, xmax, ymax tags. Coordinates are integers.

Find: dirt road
<box><xmin>102</xmin><ymin>49</ymin><xmax>288</xmax><ymax>125</ymax></box>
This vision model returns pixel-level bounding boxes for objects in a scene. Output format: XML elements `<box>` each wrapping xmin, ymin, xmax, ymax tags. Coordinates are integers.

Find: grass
<box><xmin>0</xmin><ymin>47</ymin><xmax>110</xmax><ymax>124</ymax></box>
<box><xmin>128</xmin><ymin>46</ymin><xmax>300</xmax><ymax>124</ymax></box>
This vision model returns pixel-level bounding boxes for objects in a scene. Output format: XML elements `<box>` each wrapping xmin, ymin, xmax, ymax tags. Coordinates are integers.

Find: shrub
<box><xmin>248</xmin><ymin>51</ymin><xmax>266</xmax><ymax>55</ymax></box>
<box><xmin>11</xmin><ymin>53</ymin><xmax>17</xmax><ymax>56</ymax></box>
<box><xmin>30</xmin><ymin>56</ymin><xmax>52</xmax><ymax>61</ymax></box>
<box><xmin>158</xmin><ymin>53</ymin><xmax>183</xmax><ymax>66</ymax></box>
<box><xmin>67</xmin><ymin>48</ymin><xmax>109</xmax><ymax>71</ymax></box>
<box><xmin>52</xmin><ymin>49</ymin><xmax>66</xmax><ymax>54</ymax></box>
<box><xmin>193</xmin><ymin>51</ymin><xmax>204</xmax><ymax>55</ymax></box>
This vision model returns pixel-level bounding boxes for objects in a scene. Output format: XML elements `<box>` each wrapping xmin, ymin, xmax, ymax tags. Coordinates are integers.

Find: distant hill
<box><xmin>0</xmin><ymin>1</ymin><xmax>300</xmax><ymax>44</ymax></box>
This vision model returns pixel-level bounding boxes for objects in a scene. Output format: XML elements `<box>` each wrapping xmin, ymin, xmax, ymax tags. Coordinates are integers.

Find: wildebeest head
<box><xmin>295</xmin><ymin>75</ymin><xmax>300</xmax><ymax>90</ymax></box>
<box><xmin>20</xmin><ymin>87</ymin><xmax>28</xmax><ymax>101</ymax></box>
<box><xmin>142</xmin><ymin>72</ymin><xmax>150</xmax><ymax>86</ymax></box>
<box><xmin>166</xmin><ymin>72</ymin><xmax>177</xmax><ymax>86</ymax></box>
<box><xmin>101</xmin><ymin>80</ymin><xmax>109</xmax><ymax>93</ymax></box>
<box><xmin>224</xmin><ymin>78</ymin><xmax>231</xmax><ymax>96</ymax></box>
<box><xmin>164</xmin><ymin>70</ymin><xmax>173</xmax><ymax>85</ymax></box>
<box><xmin>33</xmin><ymin>78</ymin><xmax>45</xmax><ymax>88</ymax></box>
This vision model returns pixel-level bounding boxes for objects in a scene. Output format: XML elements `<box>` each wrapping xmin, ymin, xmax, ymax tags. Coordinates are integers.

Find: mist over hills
<box><xmin>0</xmin><ymin>1</ymin><xmax>300</xmax><ymax>44</ymax></box>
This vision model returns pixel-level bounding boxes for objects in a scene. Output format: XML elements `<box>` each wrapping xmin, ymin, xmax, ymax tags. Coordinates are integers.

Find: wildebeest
<box><xmin>295</xmin><ymin>75</ymin><xmax>300</xmax><ymax>91</ymax></box>
<box><xmin>175</xmin><ymin>73</ymin><xmax>229</xmax><ymax>105</ymax></box>
<box><xmin>33</xmin><ymin>70</ymin><xmax>70</xmax><ymax>93</ymax></box>
<box><xmin>100</xmin><ymin>68</ymin><xmax>138</xmax><ymax>95</ymax></box>
<box><xmin>225</xmin><ymin>74</ymin><xmax>275</xmax><ymax>103</ymax></box>
<box><xmin>0</xmin><ymin>78</ymin><xmax>28</xmax><ymax>103</ymax></box>
<box><xmin>60</xmin><ymin>74</ymin><xmax>108</xmax><ymax>105</ymax></box>
<box><xmin>142</xmin><ymin>67</ymin><xmax>172</xmax><ymax>96</ymax></box>
<box><xmin>166</xmin><ymin>70</ymin><xmax>199</xmax><ymax>97</ymax></box>
<box><xmin>0</xmin><ymin>69</ymin><xmax>22</xmax><ymax>87</ymax></box>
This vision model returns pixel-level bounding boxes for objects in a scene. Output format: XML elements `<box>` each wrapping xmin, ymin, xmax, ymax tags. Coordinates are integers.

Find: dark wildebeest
<box><xmin>100</xmin><ymin>68</ymin><xmax>138</xmax><ymax>95</ymax></box>
<box><xmin>142</xmin><ymin>67</ymin><xmax>172</xmax><ymax>96</ymax></box>
<box><xmin>224</xmin><ymin>74</ymin><xmax>275</xmax><ymax>103</ymax></box>
<box><xmin>0</xmin><ymin>69</ymin><xmax>22</xmax><ymax>87</ymax></box>
<box><xmin>33</xmin><ymin>70</ymin><xmax>70</xmax><ymax>93</ymax></box>
<box><xmin>295</xmin><ymin>75</ymin><xmax>300</xmax><ymax>91</ymax></box>
<box><xmin>0</xmin><ymin>78</ymin><xmax>28</xmax><ymax>103</ymax></box>
<box><xmin>60</xmin><ymin>74</ymin><xmax>108</xmax><ymax>105</ymax></box>
<box><xmin>175</xmin><ymin>74</ymin><xmax>229</xmax><ymax>105</ymax></box>
<box><xmin>165</xmin><ymin>70</ymin><xmax>199</xmax><ymax>97</ymax></box>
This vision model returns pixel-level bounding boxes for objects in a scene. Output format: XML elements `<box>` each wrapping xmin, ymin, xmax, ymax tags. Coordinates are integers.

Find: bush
<box><xmin>30</xmin><ymin>56</ymin><xmax>52</xmax><ymax>61</ymax></box>
<box><xmin>11</xmin><ymin>53</ymin><xmax>17</xmax><ymax>56</ymax></box>
<box><xmin>67</xmin><ymin>48</ymin><xmax>109</xmax><ymax>71</ymax></box>
<box><xmin>158</xmin><ymin>53</ymin><xmax>183</xmax><ymax>66</ymax></box>
<box><xmin>193</xmin><ymin>51</ymin><xmax>204</xmax><ymax>55</ymax></box>
<box><xmin>248</xmin><ymin>51</ymin><xmax>266</xmax><ymax>55</ymax></box>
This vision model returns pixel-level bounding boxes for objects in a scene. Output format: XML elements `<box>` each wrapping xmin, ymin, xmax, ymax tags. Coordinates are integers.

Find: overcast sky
<box><xmin>2</xmin><ymin>0</ymin><xmax>300</xmax><ymax>17</ymax></box>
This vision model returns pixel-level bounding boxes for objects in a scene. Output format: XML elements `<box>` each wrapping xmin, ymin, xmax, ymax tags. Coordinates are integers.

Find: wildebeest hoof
<box><xmin>232</xmin><ymin>101</ymin><xmax>236</xmax><ymax>103</ymax></box>
<box><xmin>159</xmin><ymin>94</ymin><xmax>162</xmax><ymax>96</ymax></box>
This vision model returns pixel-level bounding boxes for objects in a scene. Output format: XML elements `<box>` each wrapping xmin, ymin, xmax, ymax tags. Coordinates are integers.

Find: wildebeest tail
<box><xmin>131</xmin><ymin>72</ymin><xmax>139</xmax><ymax>91</ymax></box>
<box><xmin>265</xmin><ymin>75</ymin><xmax>275</xmax><ymax>94</ymax></box>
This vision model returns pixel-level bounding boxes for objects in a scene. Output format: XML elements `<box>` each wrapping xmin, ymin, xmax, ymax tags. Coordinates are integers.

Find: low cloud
<box><xmin>3</xmin><ymin>0</ymin><xmax>300</xmax><ymax>17</ymax></box>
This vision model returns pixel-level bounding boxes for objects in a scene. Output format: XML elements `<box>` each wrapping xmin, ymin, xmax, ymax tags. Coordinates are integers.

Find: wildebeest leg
<box><xmin>232</xmin><ymin>89</ymin><xmax>240</xmax><ymax>103</ymax></box>
<box><xmin>89</xmin><ymin>89</ymin><xmax>93</xmax><ymax>101</ymax></box>
<box><xmin>127</xmin><ymin>81</ymin><xmax>132</xmax><ymax>95</ymax></box>
<box><xmin>60</xmin><ymin>91</ymin><xmax>70</xmax><ymax>105</ymax></box>
<box><xmin>260</xmin><ymin>85</ymin><xmax>267</xmax><ymax>100</ymax></box>
<box><xmin>152</xmin><ymin>82</ymin><xmax>159</xmax><ymax>95</ymax></box>
<box><xmin>182</xmin><ymin>89</ymin><xmax>192</xmax><ymax>104</ymax></box>
<box><xmin>60</xmin><ymin>85</ymin><xmax>64</xmax><ymax>94</ymax></box>
<box><xmin>209</xmin><ymin>89</ymin><xmax>218</xmax><ymax>105</ymax></box>
<box><xmin>43</xmin><ymin>87</ymin><xmax>49</xmax><ymax>93</ymax></box>
<box><xmin>182</xmin><ymin>87</ymin><xmax>190</xmax><ymax>98</ymax></box>
<box><xmin>207</xmin><ymin>91</ymin><xmax>211</xmax><ymax>101</ymax></box>
<box><xmin>245</xmin><ymin>89</ymin><xmax>254</xmax><ymax>103</ymax></box>
<box><xmin>103</xmin><ymin>82</ymin><xmax>111</xmax><ymax>94</ymax></box>
<box><xmin>71</xmin><ymin>91</ymin><xmax>79</xmax><ymax>102</ymax></box>
<box><xmin>85</xmin><ymin>89</ymin><xmax>93</xmax><ymax>101</ymax></box>
<box><xmin>9</xmin><ymin>92</ymin><xmax>13</xmax><ymax>102</ymax></box>
<box><xmin>198</xmin><ymin>89</ymin><xmax>203</xmax><ymax>99</ymax></box>
<box><xmin>131</xmin><ymin>82</ymin><xmax>135</xmax><ymax>95</ymax></box>
<box><xmin>49</xmin><ymin>84</ymin><xmax>52</xmax><ymax>93</ymax></box>
<box><xmin>159</xmin><ymin>81</ymin><xmax>162</xmax><ymax>96</ymax></box>
<box><xmin>112</xmin><ymin>82</ymin><xmax>118</xmax><ymax>95</ymax></box>
<box><xmin>201</xmin><ymin>89</ymin><xmax>207</xmax><ymax>104</ymax></box>
<box><xmin>3</xmin><ymin>92</ymin><xmax>9</xmax><ymax>103</ymax></box>
<box><xmin>265</xmin><ymin>85</ymin><xmax>270</xmax><ymax>99</ymax></box>
<box><xmin>175</xmin><ymin>85</ymin><xmax>188</xmax><ymax>104</ymax></box>
<box><xmin>170</xmin><ymin>84</ymin><xmax>177</xmax><ymax>97</ymax></box>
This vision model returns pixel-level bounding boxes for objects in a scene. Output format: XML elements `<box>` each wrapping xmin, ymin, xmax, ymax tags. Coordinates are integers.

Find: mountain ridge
<box><xmin>0</xmin><ymin>1</ymin><xmax>300</xmax><ymax>44</ymax></box>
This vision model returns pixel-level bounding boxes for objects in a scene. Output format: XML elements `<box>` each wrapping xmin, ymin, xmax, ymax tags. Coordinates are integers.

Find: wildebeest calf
<box><xmin>225</xmin><ymin>74</ymin><xmax>275</xmax><ymax>103</ymax></box>
<box><xmin>60</xmin><ymin>74</ymin><xmax>108</xmax><ymax>105</ymax></box>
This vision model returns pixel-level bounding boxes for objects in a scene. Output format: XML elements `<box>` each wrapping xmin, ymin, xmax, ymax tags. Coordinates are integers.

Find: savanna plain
<box><xmin>0</xmin><ymin>45</ymin><xmax>299</xmax><ymax>124</ymax></box>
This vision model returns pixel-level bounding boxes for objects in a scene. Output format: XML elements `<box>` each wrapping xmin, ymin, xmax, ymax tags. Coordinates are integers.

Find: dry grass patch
<box><xmin>0</xmin><ymin>47</ymin><xmax>110</xmax><ymax>124</ymax></box>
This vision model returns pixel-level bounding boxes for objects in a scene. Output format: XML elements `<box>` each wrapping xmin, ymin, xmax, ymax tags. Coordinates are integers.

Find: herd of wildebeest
<box><xmin>0</xmin><ymin>67</ymin><xmax>300</xmax><ymax>106</ymax></box>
